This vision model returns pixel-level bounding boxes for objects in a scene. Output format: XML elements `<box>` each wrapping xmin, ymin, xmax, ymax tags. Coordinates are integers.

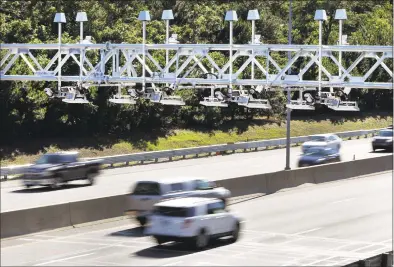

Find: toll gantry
<box><xmin>1</xmin><ymin>9</ymin><xmax>392</xmax><ymax>111</ymax></box>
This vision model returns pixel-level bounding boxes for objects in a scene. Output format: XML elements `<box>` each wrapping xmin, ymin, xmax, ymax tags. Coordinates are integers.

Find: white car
<box><xmin>302</xmin><ymin>134</ymin><xmax>342</xmax><ymax>153</ymax></box>
<box><xmin>144</xmin><ymin>197</ymin><xmax>242</xmax><ymax>250</ymax></box>
<box><xmin>125</xmin><ymin>178</ymin><xmax>231</xmax><ymax>226</ymax></box>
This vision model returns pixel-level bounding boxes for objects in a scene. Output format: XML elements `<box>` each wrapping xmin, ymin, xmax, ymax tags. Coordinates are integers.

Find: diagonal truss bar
<box><xmin>267</xmin><ymin>55</ymin><xmax>282</xmax><ymax>72</ymax></box>
<box><xmin>146</xmin><ymin>52</ymin><xmax>164</xmax><ymax>73</ymax></box>
<box><xmin>252</xmin><ymin>58</ymin><xmax>268</xmax><ymax>76</ymax></box>
<box><xmin>363</xmin><ymin>55</ymin><xmax>387</xmax><ymax>81</ymax></box>
<box><xmin>298</xmin><ymin>52</ymin><xmax>332</xmax><ymax>80</ymax></box>
<box><xmin>20</xmin><ymin>53</ymin><xmax>36</xmax><ymax>72</ymax></box>
<box><xmin>2</xmin><ymin>53</ymin><xmax>20</xmax><ymax>74</ymax></box>
<box><xmin>218</xmin><ymin>50</ymin><xmax>241</xmax><ymax>76</ymax></box>
<box><xmin>375</xmin><ymin>55</ymin><xmax>393</xmax><ymax>77</ymax></box>
<box><xmin>270</xmin><ymin>50</ymin><xmax>302</xmax><ymax>84</ymax></box>
<box><xmin>52</xmin><ymin>54</ymin><xmax>71</xmax><ymax>75</ymax></box>
<box><xmin>44</xmin><ymin>52</ymin><xmax>60</xmax><ymax>71</ymax></box>
<box><xmin>329</xmin><ymin>54</ymin><xmax>348</xmax><ymax>76</ymax></box>
<box><xmin>339</xmin><ymin>52</ymin><xmax>366</xmax><ymax>80</ymax></box>
<box><xmin>163</xmin><ymin>53</ymin><xmax>178</xmax><ymax>73</ymax></box>
<box><xmin>174</xmin><ymin>54</ymin><xmax>195</xmax><ymax>76</ymax></box>
<box><xmin>135</xmin><ymin>54</ymin><xmax>154</xmax><ymax>75</ymax></box>
<box><xmin>83</xmin><ymin>55</ymin><xmax>95</xmax><ymax>72</ymax></box>
<box><xmin>28</xmin><ymin>52</ymin><xmax>44</xmax><ymax>71</ymax></box>
<box><xmin>234</xmin><ymin>57</ymin><xmax>253</xmax><ymax>77</ymax></box>
<box><xmin>309</xmin><ymin>53</ymin><xmax>333</xmax><ymax>79</ymax></box>
<box><xmin>70</xmin><ymin>54</ymin><xmax>89</xmax><ymax>75</ymax></box>
<box><xmin>0</xmin><ymin>49</ymin><xmax>12</xmax><ymax>67</ymax></box>
<box><xmin>119</xmin><ymin>50</ymin><xmax>137</xmax><ymax>76</ymax></box>
<box><xmin>192</xmin><ymin>55</ymin><xmax>209</xmax><ymax>74</ymax></box>
<box><xmin>205</xmin><ymin>53</ymin><xmax>221</xmax><ymax>74</ymax></box>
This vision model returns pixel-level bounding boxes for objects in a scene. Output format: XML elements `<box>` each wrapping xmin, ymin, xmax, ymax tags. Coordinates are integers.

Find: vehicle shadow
<box><xmin>11</xmin><ymin>184</ymin><xmax>90</xmax><ymax>193</ymax></box>
<box><xmin>109</xmin><ymin>226</ymin><xmax>146</xmax><ymax>238</ymax></box>
<box><xmin>134</xmin><ymin>238</ymin><xmax>232</xmax><ymax>258</ymax></box>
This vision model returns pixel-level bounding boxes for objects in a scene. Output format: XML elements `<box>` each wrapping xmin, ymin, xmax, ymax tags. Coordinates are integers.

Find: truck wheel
<box><xmin>194</xmin><ymin>229</ymin><xmax>209</xmax><ymax>250</ymax></box>
<box><xmin>230</xmin><ymin>222</ymin><xmax>240</xmax><ymax>243</ymax></box>
<box><xmin>154</xmin><ymin>236</ymin><xmax>167</xmax><ymax>245</ymax></box>
<box><xmin>50</xmin><ymin>176</ymin><xmax>63</xmax><ymax>189</ymax></box>
<box><xmin>86</xmin><ymin>172</ymin><xmax>95</xmax><ymax>186</ymax></box>
<box><xmin>137</xmin><ymin>217</ymin><xmax>147</xmax><ymax>227</ymax></box>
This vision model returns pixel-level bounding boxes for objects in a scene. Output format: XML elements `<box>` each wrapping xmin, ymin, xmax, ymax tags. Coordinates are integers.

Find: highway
<box><xmin>1</xmin><ymin>171</ymin><xmax>392</xmax><ymax>266</ymax></box>
<box><xmin>1</xmin><ymin>138</ymin><xmax>391</xmax><ymax>212</ymax></box>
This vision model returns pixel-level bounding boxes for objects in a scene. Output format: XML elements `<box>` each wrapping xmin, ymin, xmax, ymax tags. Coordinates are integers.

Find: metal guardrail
<box><xmin>0</xmin><ymin>128</ymin><xmax>381</xmax><ymax>178</ymax></box>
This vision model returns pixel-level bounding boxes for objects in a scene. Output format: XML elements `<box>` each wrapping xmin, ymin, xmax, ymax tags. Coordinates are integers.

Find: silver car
<box><xmin>302</xmin><ymin>134</ymin><xmax>342</xmax><ymax>153</ymax></box>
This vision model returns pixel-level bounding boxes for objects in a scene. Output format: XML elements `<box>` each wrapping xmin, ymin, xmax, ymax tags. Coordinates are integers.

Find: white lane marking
<box><xmin>34</xmin><ymin>252</ymin><xmax>95</xmax><ymax>266</ymax></box>
<box><xmin>19</xmin><ymin>238</ymin><xmax>38</xmax><ymax>241</ymax></box>
<box><xmin>331</xmin><ymin>198</ymin><xmax>356</xmax><ymax>204</ymax></box>
<box><xmin>4</xmin><ymin>223</ymin><xmax>133</xmax><ymax>249</ymax></box>
<box><xmin>197</xmin><ymin>262</ymin><xmax>228</xmax><ymax>266</ymax></box>
<box><xmin>291</xmin><ymin>228</ymin><xmax>321</xmax><ymax>236</ymax></box>
<box><xmin>161</xmin><ymin>261</ymin><xmax>183</xmax><ymax>266</ymax></box>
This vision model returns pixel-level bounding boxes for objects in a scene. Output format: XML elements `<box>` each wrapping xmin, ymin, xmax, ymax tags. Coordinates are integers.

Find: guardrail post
<box><xmin>255</xmin><ymin>147</ymin><xmax>258</xmax><ymax>151</ymax></box>
<box><xmin>3</xmin><ymin>175</ymin><xmax>7</xmax><ymax>180</ymax></box>
<box><xmin>126</xmin><ymin>161</ymin><xmax>129</xmax><ymax>166</ymax></box>
<box><xmin>243</xmin><ymin>148</ymin><xmax>247</xmax><ymax>152</ymax></box>
<box><xmin>195</xmin><ymin>154</ymin><xmax>198</xmax><ymax>158</ymax></box>
<box><xmin>110</xmin><ymin>163</ymin><xmax>114</xmax><ymax>168</ymax></box>
<box><xmin>155</xmin><ymin>158</ymin><xmax>158</xmax><ymax>163</ymax></box>
<box><xmin>140</xmin><ymin>160</ymin><xmax>144</xmax><ymax>164</ymax></box>
<box><xmin>183</xmin><ymin>155</ymin><xmax>186</xmax><ymax>159</ymax></box>
<box><xmin>169</xmin><ymin>156</ymin><xmax>172</xmax><ymax>161</ymax></box>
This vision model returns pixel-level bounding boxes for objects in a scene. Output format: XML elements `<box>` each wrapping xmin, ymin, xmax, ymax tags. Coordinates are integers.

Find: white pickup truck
<box><xmin>125</xmin><ymin>178</ymin><xmax>231</xmax><ymax>226</ymax></box>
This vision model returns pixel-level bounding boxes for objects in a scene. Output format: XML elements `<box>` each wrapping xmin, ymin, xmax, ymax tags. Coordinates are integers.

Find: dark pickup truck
<box><xmin>22</xmin><ymin>152</ymin><xmax>103</xmax><ymax>189</ymax></box>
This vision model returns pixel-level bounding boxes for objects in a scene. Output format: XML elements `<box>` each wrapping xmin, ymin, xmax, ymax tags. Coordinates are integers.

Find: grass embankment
<box><xmin>2</xmin><ymin>115</ymin><xmax>392</xmax><ymax>167</ymax></box>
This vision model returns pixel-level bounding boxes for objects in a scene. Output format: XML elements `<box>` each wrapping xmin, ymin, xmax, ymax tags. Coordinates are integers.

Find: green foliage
<box><xmin>0</xmin><ymin>0</ymin><xmax>392</xmax><ymax>145</ymax></box>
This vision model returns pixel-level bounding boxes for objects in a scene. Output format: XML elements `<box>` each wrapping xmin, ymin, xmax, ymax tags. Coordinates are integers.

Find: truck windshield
<box><xmin>35</xmin><ymin>154</ymin><xmax>77</xmax><ymax>164</ymax></box>
<box><xmin>35</xmin><ymin>155</ymin><xmax>62</xmax><ymax>164</ymax></box>
<box><xmin>379</xmin><ymin>130</ymin><xmax>393</xmax><ymax>137</ymax></box>
<box><xmin>133</xmin><ymin>182</ymin><xmax>161</xmax><ymax>196</ymax></box>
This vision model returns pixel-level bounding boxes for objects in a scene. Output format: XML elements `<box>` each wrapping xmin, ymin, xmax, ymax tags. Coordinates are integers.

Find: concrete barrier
<box><xmin>218</xmin><ymin>173</ymin><xmax>268</xmax><ymax>197</ymax></box>
<box><xmin>69</xmin><ymin>195</ymin><xmax>127</xmax><ymax>225</ymax></box>
<box><xmin>1</xmin><ymin>203</ymin><xmax>71</xmax><ymax>239</ymax></box>
<box><xmin>1</xmin><ymin>154</ymin><xmax>392</xmax><ymax>239</ymax></box>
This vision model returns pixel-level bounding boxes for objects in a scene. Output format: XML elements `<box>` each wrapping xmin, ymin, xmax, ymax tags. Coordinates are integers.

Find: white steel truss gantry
<box><xmin>0</xmin><ymin>43</ymin><xmax>392</xmax><ymax>90</ymax></box>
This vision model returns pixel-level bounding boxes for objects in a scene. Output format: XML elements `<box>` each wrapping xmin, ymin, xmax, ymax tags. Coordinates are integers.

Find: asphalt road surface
<box><xmin>1</xmin><ymin>171</ymin><xmax>392</xmax><ymax>266</ymax></box>
<box><xmin>1</xmin><ymin>138</ymin><xmax>391</xmax><ymax>212</ymax></box>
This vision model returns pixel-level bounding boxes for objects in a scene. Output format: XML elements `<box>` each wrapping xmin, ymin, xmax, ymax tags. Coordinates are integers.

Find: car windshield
<box><xmin>309</xmin><ymin>136</ymin><xmax>327</xmax><ymax>142</ymax></box>
<box><xmin>133</xmin><ymin>182</ymin><xmax>161</xmax><ymax>196</ymax></box>
<box><xmin>304</xmin><ymin>148</ymin><xmax>329</xmax><ymax>156</ymax></box>
<box><xmin>196</xmin><ymin>180</ymin><xmax>214</xmax><ymax>190</ymax></box>
<box><xmin>35</xmin><ymin>154</ymin><xmax>62</xmax><ymax>164</ymax></box>
<box><xmin>154</xmin><ymin>206</ymin><xmax>194</xmax><ymax>217</ymax></box>
<box><xmin>379</xmin><ymin>130</ymin><xmax>393</xmax><ymax>137</ymax></box>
